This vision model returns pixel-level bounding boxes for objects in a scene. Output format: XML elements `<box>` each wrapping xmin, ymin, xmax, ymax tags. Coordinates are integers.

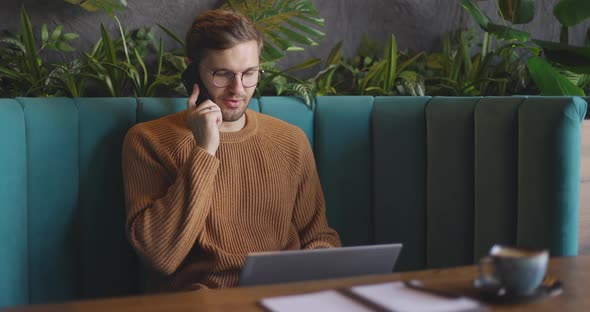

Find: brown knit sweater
<box><xmin>122</xmin><ymin>109</ymin><xmax>341</xmax><ymax>292</ymax></box>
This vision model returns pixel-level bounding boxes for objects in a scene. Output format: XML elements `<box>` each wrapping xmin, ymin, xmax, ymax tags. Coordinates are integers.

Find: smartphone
<box><xmin>181</xmin><ymin>62</ymin><xmax>209</xmax><ymax>105</ymax></box>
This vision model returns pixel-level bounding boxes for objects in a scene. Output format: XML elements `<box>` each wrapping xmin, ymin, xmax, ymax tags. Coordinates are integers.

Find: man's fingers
<box><xmin>187</xmin><ymin>83</ymin><xmax>200</xmax><ymax>111</ymax></box>
<box><xmin>200</xmin><ymin>105</ymin><xmax>222</xmax><ymax>127</ymax></box>
<box><xmin>199</xmin><ymin>104</ymin><xmax>221</xmax><ymax>113</ymax></box>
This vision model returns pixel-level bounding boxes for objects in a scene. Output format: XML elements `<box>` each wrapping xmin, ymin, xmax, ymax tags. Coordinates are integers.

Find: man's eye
<box><xmin>244</xmin><ymin>71</ymin><xmax>257</xmax><ymax>77</ymax></box>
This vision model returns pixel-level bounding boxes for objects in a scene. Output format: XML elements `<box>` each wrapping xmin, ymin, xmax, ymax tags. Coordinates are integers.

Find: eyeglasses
<box><xmin>200</xmin><ymin>64</ymin><xmax>264</xmax><ymax>88</ymax></box>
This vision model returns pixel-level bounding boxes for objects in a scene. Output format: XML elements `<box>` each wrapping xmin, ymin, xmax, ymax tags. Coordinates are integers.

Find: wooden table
<box><xmin>6</xmin><ymin>255</ymin><xmax>590</xmax><ymax>312</ymax></box>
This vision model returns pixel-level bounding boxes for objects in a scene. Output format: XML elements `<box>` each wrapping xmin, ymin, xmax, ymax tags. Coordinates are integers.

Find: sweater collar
<box><xmin>220</xmin><ymin>109</ymin><xmax>258</xmax><ymax>142</ymax></box>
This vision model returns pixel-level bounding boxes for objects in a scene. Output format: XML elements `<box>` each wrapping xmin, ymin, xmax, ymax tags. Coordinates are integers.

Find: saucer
<box><xmin>472</xmin><ymin>276</ymin><xmax>562</xmax><ymax>304</ymax></box>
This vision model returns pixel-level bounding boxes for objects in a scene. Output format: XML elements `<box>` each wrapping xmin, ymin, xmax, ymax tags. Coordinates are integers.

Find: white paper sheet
<box><xmin>260</xmin><ymin>290</ymin><xmax>373</xmax><ymax>312</ymax></box>
<box><xmin>259</xmin><ymin>282</ymin><xmax>482</xmax><ymax>312</ymax></box>
<box><xmin>350</xmin><ymin>281</ymin><xmax>482</xmax><ymax>312</ymax></box>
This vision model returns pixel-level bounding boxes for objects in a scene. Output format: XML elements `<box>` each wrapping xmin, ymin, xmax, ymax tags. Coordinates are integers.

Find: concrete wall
<box><xmin>1</xmin><ymin>0</ymin><xmax>589</xmax><ymax>73</ymax></box>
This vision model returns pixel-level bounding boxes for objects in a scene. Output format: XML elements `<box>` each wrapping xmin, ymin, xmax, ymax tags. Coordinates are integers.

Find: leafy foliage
<box><xmin>83</xmin><ymin>18</ymin><xmax>181</xmax><ymax>97</ymax></box>
<box><xmin>64</xmin><ymin>0</ymin><xmax>128</xmax><ymax>16</ymax></box>
<box><xmin>422</xmin><ymin>29</ymin><xmax>535</xmax><ymax>96</ymax></box>
<box><xmin>299</xmin><ymin>35</ymin><xmax>426</xmax><ymax>98</ymax></box>
<box><xmin>221</xmin><ymin>0</ymin><xmax>325</xmax><ymax>62</ymax></box>
<box><xmin>3</xmin><ymin>1</ymin><xmax>589</xmax><ymax>100</ymax></box>
<box><xmin>0</xmin><ymin>6</ymin><xmax>80</xmax><ymax>97</ymax></box>
<box><xmin>460</xmin><ymin>0</ymin><xmax>590</xmax><ymax>96</ymax></box>
<box><xmin>528</xmin><ymin>56</ymin><xmax>584</xmax><ymax>96</ymax></box>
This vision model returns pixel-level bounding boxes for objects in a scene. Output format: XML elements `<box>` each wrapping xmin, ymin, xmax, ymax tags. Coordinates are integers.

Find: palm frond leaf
<box><xmin>221</xmin><ymin>0</ymin><xmax>325</xmax><ymax>62</ymax></box>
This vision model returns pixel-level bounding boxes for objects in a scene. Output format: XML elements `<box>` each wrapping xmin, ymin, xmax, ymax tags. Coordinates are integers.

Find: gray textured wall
<box><xmin>1</xmin><ymin>0</ymin><xmax>589</xmax><ymax>74</ymax></box>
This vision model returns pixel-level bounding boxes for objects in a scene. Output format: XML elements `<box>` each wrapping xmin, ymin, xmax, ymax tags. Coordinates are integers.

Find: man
<box><xmin>121</xmin><ymin>9</ymin><xmax>341</xmax><ymax>292</ymax></box>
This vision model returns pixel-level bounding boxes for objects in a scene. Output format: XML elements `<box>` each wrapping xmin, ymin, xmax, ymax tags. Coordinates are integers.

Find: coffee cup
<box><xmin>478</xmin><ymin>245</ymin><xmax>549</xmax><ymax>296</ymax></box>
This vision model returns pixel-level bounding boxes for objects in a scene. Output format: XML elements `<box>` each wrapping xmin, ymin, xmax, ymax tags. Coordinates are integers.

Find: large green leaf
<box><xmin>157</xmin><ymin>24</ymin><xmax>185</xmax><ymax>47</ymax></box>
<box><xmin>383</xmin><ymin>34</ymin><xmax>398</xmax><ymax>92</ymax></box>
<box><xmin>95</xmin><ymin>23</ymin><xmax>125</xmax><ymax>95</ymax></box>
<box><xmin>325</xmin><ymin>41</ymin><xmax>343</xmax><ymax>66</ymax></box>
<box><xmin>486</xmin><ymin>23</ymin><xmax>530</xmax><ymax>42</ymax></box>
<box><xmin>19</xmin><ymin>6</ymin><xmax>42</xmax><ymax>81</ymax></box>
<box><xmin>459</xmin><ymin>31</ymin><xmax>473</xmax><ymax>78</ymax></box>
<box><xmin>261</xmin><ymin>39</ymin><xmax>285</xmax><ymax>61</ymax></box>
<box><xmin>221</xmin><ymin>0</ymin><xmax>325</xmax><ymax>62</ymax></box>
<box><xmin>498</xmin><ymin>0</ymin><xmax>535</xmax><ymax>24</ymax></box>
<box><xmin>426</xmin><ymin>53</ymin><xmax>446</xmax><ymax>70</ymax></box>
<box><xmin>527</xmin><ymin>56</ymin><xmax>585</xmax><ymax>95</ymax></box>
<box><xmin>458</xmin><ymin>0</ymin><xmax>492</xmax><ymax>28</ymax></box>
<box><xmin>64</xmin><ymin>0</ymin><xmax>127</xmax><ymax>15</ymax></box>
<box><xmin>397</xmin><ymin>52</ymin><xmax>425</xmax><ymax>74</ymax></box>
<box><xmin>283</xmin><ymin>58</ymin><xmax>321</xmax><ymax>72</ymax></box>
<box><xmin>41</xmin><ymin>24</ymin><xmax>49</xmax><ymax>45</ymax></box>
<box><xmin>0</xmin><ymin>66</ymin><xmax>26</xmax><ymax>80</ymax></box>
<box><xmin>100</xmin><ymin>24</ymin><xmax>118</xmax><ymax>66</ymax></box>
<box><xmin>458</xmin><ymin>1</ymin><xmax>530</xmax><ymax>42</ymax></box>
<box><xmin>534</xmin><ymin>39</ymin><xmax>590</xmax><ymax>73</ymax></box>
<box><xmin>286</xmin><ymin>20</ymin><xmax>325</xmax><ymax>38</ymax></box>
<box><xmin>554</xmin><ymin>0</ymin><xmax>590</xmax><ymax>27</ymax></box>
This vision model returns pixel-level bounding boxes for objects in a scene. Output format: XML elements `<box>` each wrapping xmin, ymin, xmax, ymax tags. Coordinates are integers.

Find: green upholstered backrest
<box><xmin>2</xmin><ymin>98</ymin><xmax>140</xmax><ymax>306</ymax></box>
<box><xmin>0</xmin><ymin>99</ymin><xmax>27</xmax><ymax>308</ymax></box>
<box><xmin>372</xmin><ymin>96</ymin><xmax>429</xmax><ymax>270</ymax></box>
<box><xmin>0</xmin><ymin>96</ymin><xmax>585</xmax><ymax>308</ymax></box>
<box><xmin>20</xmin><ymin>97</ymin><xmax>80</xmax><ymax>303</ymax></box>
<box><xmin>369</xmin><ymin>96</ymin><xmax>586</xmax><ymax>271</ymax></box>
<box><xmin>314</xmin><ymin>96</ymin><xmax>375</xmax><ymax>246</ymax></box>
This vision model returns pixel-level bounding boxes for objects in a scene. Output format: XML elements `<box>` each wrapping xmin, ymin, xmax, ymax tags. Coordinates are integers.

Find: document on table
<box><xmin>259</xmin><ymin>281</ymin><xmax>482</xmax><ymax>312</ymax></box>
<box><xmin>349</xmin><ymin>281</ymin><xmax>482</xmax><ymax>312</ymax></box>
<box><xmin>260</xmin><ymin>290</ymin><xmax>372</xmax><ymax>312</ymax></box>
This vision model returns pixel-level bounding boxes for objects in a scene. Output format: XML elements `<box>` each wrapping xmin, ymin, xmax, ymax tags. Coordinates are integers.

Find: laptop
<box><xmin>238</xmin><ymin>243</ymin><xmax>402</xmax><ymax>286</ymax></box>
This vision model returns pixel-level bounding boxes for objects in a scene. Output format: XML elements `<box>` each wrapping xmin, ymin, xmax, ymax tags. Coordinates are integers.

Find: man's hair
<box><xmin>185</xmin><ymin>9</ymin><xmax>263</xmax><ymax>63</ymax></box>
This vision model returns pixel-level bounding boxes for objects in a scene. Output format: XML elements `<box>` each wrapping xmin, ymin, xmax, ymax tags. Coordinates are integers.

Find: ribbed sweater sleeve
<box><xmin>288</xmin><ymin>129</ymin><xmax>341</xmax><ymax>249</ymax></box>
<box><xmin>122</xmin><ymin>124</ymin><xmax>219</xmax><ymax>275</ymax></box>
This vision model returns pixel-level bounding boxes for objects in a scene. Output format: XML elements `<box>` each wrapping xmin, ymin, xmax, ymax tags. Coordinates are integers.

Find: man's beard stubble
<box><xmin>221</xmin><ymin>103</ymin><xmax>248</xmax><ymax>122</ymax></box>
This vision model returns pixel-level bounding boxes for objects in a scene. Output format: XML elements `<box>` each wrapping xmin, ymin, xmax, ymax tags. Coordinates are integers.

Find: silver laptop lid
<box><xmin>239</xmin><ymin>243</ymin><xmax>402</xmax><ymax>286</ymax></box>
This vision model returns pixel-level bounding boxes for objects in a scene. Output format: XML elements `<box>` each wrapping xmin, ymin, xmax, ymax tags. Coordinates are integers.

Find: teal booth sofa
<box><xmin>0</xmin><ymin>96</ymin><xmax>586</xmax><ymax>308</ymax></box>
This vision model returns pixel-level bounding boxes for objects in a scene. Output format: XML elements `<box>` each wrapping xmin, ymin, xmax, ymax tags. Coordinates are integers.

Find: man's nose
<box><xmin>229</xmin><ymin>73</ymin><xmax>246</xmax><ymax>93</ymax></box>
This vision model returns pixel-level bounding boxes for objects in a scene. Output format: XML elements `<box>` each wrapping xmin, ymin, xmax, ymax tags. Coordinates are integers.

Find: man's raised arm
<box><xmin>122</xmin><ymin>127</ymin><xmax>219</xmax><ymax>275</ymax></box>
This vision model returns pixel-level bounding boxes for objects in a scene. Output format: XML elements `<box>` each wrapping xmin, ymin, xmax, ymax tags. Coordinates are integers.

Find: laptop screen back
<box><xmin>239</xmin><ymin>243</ymin><xmax>402</xmax><ymax>286</ymax></box>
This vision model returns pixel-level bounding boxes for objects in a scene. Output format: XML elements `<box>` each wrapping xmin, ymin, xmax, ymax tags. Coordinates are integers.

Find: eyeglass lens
<box><xmin>213</xmin><ymin>70</ymin><xmax>261</xmax><ymax>87</ymax></box>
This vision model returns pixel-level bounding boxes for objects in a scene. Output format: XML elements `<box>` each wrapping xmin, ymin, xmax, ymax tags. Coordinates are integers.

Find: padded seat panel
<box><xmin>17</xmin><ymin>97</ymin><xmax>79</xmax><ymax>303</ymax></box>
<box><xmin>0</xmin><ymin>99</ymin><xmax>28</xmax><ymax>307</ymax></box>
<box><xmin>372</xmin><ymin>96</ymin><xmax>429</xmax><ymax>271</ymax></box>
<box><xmin>314</xmin><ymin>96</ymin><xmax>374</xmax><ymax>246</ymax></box>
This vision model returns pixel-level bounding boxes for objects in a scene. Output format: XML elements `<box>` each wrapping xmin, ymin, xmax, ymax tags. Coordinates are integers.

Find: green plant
<box><xmin>256</xmin><ymin>58</ymin><xmax>320</xmax><ymax>106</ymax></box>
<box><xmin>83</xmin><ymin>22</ymin><xmax>180</xmax><ymax>97</ymax></box>
<box><xmin>64</xmin><ymin>0</ymin><xmax>128</xmax><ymax>15</ymax></box>
<box><xmin>124</xmin><ymin>36</ymin><xmax>180</xmax><ymax>97</ymax></box>
<box><xmin>221</xmin><ymin>0</ymin><xmax>325</xmax><ymax>62</ymax></box>
<box><xmin>423</xmin><ymin>29</ymin><xmax>533</xmax><ymax>96</ymax></box>
<box><xmin>354</xmin><ymin>34</ymin><xmax>425</xmax><ymax>96</ymax></box>
<box><xmin>297</xmin><ymin>35</ymin><xmax>426</xmax><ymax>97</ymax></box>
<box><xmin>83</xmin><ymin>24</ymin><xmax>127</xmax><ymax>97</ymax></box>
<box><xmin>0</xmin><ymin>6</ymin><xmax>80</xmax><ymax>97</ymax></box>
<box><xmin>311</xmin><ymin>41</ymin><xmax>355</xmax><ymax>96</ymax></box>
<box><xmin>67</xmin><ymin>0</ymin><xmax>179</xmax><ymax>97</ymax></box>
<box><xmin>155</xmin><ymin>23</ymin><xmax>203</xmax><ymax>96</ymax></box>
<box><xmin>459</xmin><ymin>0</ymin><xmax>587</xmax><ymax>96</ymax></box>
<box><xmin>47</xmin><ymin>59</ymin><xmax>87</xmax><ymax>97</ymax></box>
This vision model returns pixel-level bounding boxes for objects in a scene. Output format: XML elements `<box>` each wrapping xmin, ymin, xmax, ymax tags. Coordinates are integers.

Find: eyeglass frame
<box><xmin>199</xmin><ymin>64</ymin><xmax>264</xmax><ymax>88</ymax></box>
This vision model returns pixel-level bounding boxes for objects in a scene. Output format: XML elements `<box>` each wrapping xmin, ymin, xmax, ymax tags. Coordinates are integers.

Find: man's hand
<box><xmin>186</xmin><ymin>84</ymin><xmax>222</xmax><ymax>156</ymax></box>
